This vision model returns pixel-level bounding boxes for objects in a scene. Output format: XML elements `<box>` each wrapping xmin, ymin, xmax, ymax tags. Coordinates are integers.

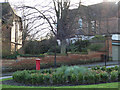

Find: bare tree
<box><xmin>14</xmin><ymin>0</ymin><xmax>81</xmax><ymax>54</ymax></box>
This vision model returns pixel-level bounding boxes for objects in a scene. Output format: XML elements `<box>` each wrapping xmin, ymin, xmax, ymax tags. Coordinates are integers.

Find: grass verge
<box><xmin>0</xmin><ymin>78</ymin><xmax>119</xmax><ymax>89</ymax></box>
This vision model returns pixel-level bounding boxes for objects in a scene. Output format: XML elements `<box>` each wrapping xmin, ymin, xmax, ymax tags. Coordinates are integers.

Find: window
<box><xmin>78</xmin><ymin>18</ymin><xmax>82</xmax><ymax>29</ymax></box>
<box><xmin>91</xmin><ymin>21</ymin><xmax>95</xmax><ymax>31</ymax></box>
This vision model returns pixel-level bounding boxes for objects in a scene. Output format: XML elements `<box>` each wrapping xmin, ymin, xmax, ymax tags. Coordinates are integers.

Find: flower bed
<box><xmin>12</xmin><ymin>65</ymin><xmax>119</xmax><ymax>85</ymax></box>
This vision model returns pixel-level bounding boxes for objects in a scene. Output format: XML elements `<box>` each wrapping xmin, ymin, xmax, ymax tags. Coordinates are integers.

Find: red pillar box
<box><xmin>36</xmin><ymin>58</ymin><xmax>41</xmax><ymax>70</ymax></box>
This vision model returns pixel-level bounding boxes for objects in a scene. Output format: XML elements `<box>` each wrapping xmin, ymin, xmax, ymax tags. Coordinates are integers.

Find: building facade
<box><xmin>62</xmin><ymin>1</ymin><xmax>119</xmax><ymax>61</ymax></box>
<box><xmin>69</xmin><ymin>2</ymin><xmax>119</xmax><ymax>36</ymax></box>
<box><xmin>112</xmin><ymin>40</ymin><xmax>120</xmax><ymax>60</ymax></box>
<box><xmin>1</xmin><ymin>2</ymin><xmax>22</xmax><ymax>55</ymax></box>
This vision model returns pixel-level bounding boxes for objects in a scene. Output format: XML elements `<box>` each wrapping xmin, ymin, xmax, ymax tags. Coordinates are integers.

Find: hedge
<box><xmin>13</xmin><ymin>66</ymin><xmax>119</xmax><ymax>85</ymax></box>
<box><xmin>2</xmin><ymin>54</ymin><xmax>45</xmax><ymax>59</ymax></box>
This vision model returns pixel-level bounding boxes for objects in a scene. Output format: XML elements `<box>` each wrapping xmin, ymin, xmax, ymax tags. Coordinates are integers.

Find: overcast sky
<box><xmin>1</xmin><ymin>0</ymin><xmax>104</xmax><ymax>6</ymax></box>
<box><xmin>2</xmin><ymin>0</ymin><xmax>118</xmax><ymax>5</ymax></box>
<box><xmin>1</xmin><ymin>0</ymin><xmax>119</xmax><ymax>17</ymax></box>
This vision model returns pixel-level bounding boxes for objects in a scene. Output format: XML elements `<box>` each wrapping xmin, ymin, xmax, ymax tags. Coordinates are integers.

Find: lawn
<box><xmin>0</xmin><ymin>78</ymin><xmax>119</xmax><ymax>89</ymax></box>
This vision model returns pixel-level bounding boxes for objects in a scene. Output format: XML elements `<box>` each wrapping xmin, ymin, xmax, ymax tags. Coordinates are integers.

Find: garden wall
<box><xmin>2</xmin><ymin>51</ymin><xmax>105</xmax><ymax>67</ymax></box>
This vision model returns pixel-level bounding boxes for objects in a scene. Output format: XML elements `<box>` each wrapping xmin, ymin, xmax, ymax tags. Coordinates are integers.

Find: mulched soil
<box><xmin>2</xmin><ymin>79</ymin><xmax>117</xmax><ymax>87</ymax></box>
<box><xmin>2</xmin><ymin>80</ymin><xmax>98</xmax><ymax>87</ymax></box>
<box><xmin>2</xmin><ymin>80</ymin><xmax>34</xmax><ymax>86</ymax></box>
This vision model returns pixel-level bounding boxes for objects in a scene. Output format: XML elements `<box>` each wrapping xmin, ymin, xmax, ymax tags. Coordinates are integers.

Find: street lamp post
<box><xmin>54</xmin><ymin>36</ymin><xmax>57</xmax><ymax>68</ymax></box>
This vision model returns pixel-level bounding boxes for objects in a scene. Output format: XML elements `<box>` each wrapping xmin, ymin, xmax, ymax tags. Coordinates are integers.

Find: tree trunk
<box><xmin>60</xmin><ymin>39</ymin><xmax>67</xmax><ymax>54</ymax></box>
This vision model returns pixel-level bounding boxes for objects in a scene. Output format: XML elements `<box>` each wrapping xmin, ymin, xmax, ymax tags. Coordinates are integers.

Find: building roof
<box><xmin>0</xmin><ymin>2</ymin><xmax>22</xmax><ymax>25</ymax></box>
<box><xmin>88</xmin><ymin>2</ymin><xmax>118</xmax><ymax>19</ymax></box>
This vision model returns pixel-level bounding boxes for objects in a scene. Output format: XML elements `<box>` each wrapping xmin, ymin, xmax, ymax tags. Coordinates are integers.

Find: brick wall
<box><xmin>105</xmin><ymin>35</ymin><xmax>112</xmax><ymax>57</ymax></box>
<box><xmin>2</xmin><ymin>51</ymin><xmax>105</xmax><ymax>67</ymax></box>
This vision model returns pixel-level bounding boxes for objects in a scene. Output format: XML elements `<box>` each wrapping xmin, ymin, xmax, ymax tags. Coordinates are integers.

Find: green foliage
<box><xmin>78</xmin><ymin>72</ymin><xmax>83</xmax><ymax>84</ymax></box>
<box><xmin>2</xmin><ymin>54</ymin><xmax>17</xmax><ymax>59</ymax></box>
<box><xmin>53</xmin><ymin>66</ymin><xmax>90</xmax><ymax>84</ymax></box>
<box><xmin>57</xmin><ymin>66</ymin><xmax>90</xmax><ymax>77</ymax></box>
<box><xmin>110</xmin><ymin>70</ymin><xmax>118</xmax><ymax>82</ymax></box>
<box><xmin>90</xmin><ymin>65</ymin><xmax>120</xmax><ymax>83</ymax></box>
<box><xmin>24</xmin><ymin>37</ymin><xmax>58</xmax><ymax>54</ymax></box>
<box><xmin>43</xmin><ymin>73</ymin><xmax>51</xmax><ymax>84</ymax></box>
<box><xmin>31</xmin><ymin>74</ymin><xmax>39</xmax><ymax>84</ymax></box>
<box><xmin>67</xmin><ymin>40</ymin><xmax>89</xmax><ymax>53</ymax></box>
<box><xmin>114</xmin><ymin>65</ymin><xmax>118</xmax><ymax>71</ymax></box>
<box><xmin>56</xmin><ymin>66</ymin><xmax>68</xmax><ymax>75</ymax></box>
<box><xmin>44</xmin><ymin>52</ymin><xmax>55</xmax><ymax>55</ymax></box>
<box><xmin>88</xmin><ymin>44</ymin><xmax>104</xmax><ymax>51</ymax></box>
<box><xmin>94</xmin><ymin>74</ymin><xmax>101</xmax><ymax>83</ymax></box>
<box><xmin>36</xmin><ymin>74</ymin><xmax>44</xmax><ymax>84</ymax></box>
<box><xmin>92</xmin><ymin>65</ymin><xmax>119</xmax><ymax>73</ymax></box>
<box><xmin>2</xmin><ymin>52</ymin><xmax>44</xmax><ymax>59</ymax></box>
<box><xmin>96</xmin><ymin>65</ymin><xmax>100</xmax><ymax>70</ymax></box>
<box><xmin>51</xmin><ymin>73</ymin><xmax>58</xmax><ymax>84</ymax></box>
<box><xmin>64</xmin><ymin>67</ymin><xmax>74</xmax><ymax>77</ymax></box>
<box><xmin>12</xmin><ymin>66</ymin><xmax>119</xmax><ymax>85</ymax></box>
<box><xmin>42</xmin><ymin>68</ymin><xmax>54</xmax><ymax>74</ymax></box>
<box><xmin>67</xmin><ymin>35</ymin><xmax>105</xmax><ymax>53</ymax></box>
<box><xmin>69</xmin><ymin>52</ymin><xmax>88</xmax><ymax>54</ymax></box>
<box><xmin>84</xmin><ymin>73</ymin><xmax>95</xmax><ymax>84</ymax></box>
<box><xmin>118</xmin><ymin>71</ymin><xmax>120</xmax><ymax>82</ymax></box>
<box><xmin>70</xmin><ymin>74</ymin><xmax>77</xmax><ymax>83</ymax></box>
<box><xmin>92</xmin><ymin>65</ymin><xmax>101</xmax><ymax>70</ymax></box>
<box><xmin>106</xmin><ymin>67</ymin><xmax>114</xmax><ymax>73</ymax></box>
<box><xmin>51</xmin><ymin>73</ymin><xmax>64</xmax><ymax>84</ymax></box>
<box><xmin>47</xmin><ymin>46</ymin><xmax>60</xmax><ymax>53</ymax></box>
<box><xmin>91</xmin><ymin>35</ymin><xmax>105</xmax><ymax>41</ymax></box>
<box><xmin>101</xmin><ymin>66</ymin><xmax>107</xmax><ymax>71</ymax></box>
<box><xmin>12</xmin><ymin>66</ymin><xmax>90</xmax><ymax>85</ymax></box>
<box><xmin>20</xmin><ymin>54</ymin><xmax>45</xmax><ymax>57</ymax></box>
<box><xmin>100</xmin><ymin>72</ymin><xmax>109</xmax><ymax>83</ymax></box>
<box><xmin>67</xmin><ymin>44</ymin><xmax>78</xmax><ymax>53</ymax></box>
<box><xmin>13</xmin><ymin>70</ymin><xmax>30</xmax><ymax>83</ymax></box>
<box><xmin>2</xmin><ymin>51</ymin><xmax>20</xmax><ymax>59</ymax></box>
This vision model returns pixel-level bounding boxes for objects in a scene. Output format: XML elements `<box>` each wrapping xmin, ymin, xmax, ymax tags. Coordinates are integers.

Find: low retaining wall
<box><xmin>2</xmin><ymin>51</ymin><xmax>105</xmax><ymax>67</ymax></box>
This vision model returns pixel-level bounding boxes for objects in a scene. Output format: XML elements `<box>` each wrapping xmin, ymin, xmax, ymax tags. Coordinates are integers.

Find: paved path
<box><xmin>0</xmin><ymin>76</ymin><xmax>12</xmax><ymax>80</ymax></box>
<box><xmin>79</xmin><ymin>61</ymin><xmax>119</xmax><ymax>67</ymax></box>
<box><xmin>2</xmin><ymin>72</ymin><xmax>14</xmax><ymax>77</ymax></box>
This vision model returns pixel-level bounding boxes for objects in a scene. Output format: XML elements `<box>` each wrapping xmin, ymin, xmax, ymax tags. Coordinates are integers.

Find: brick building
<box><xmin>68</xmin><ymin>1</ymin><xmax>119</xmax><ymax>36</ymax></box>
<box><xmin>112</xmin><ymin>40</ymin><xmax>120</xmax><ymax>60</ymax></box>
<box><xmin>65</xmin><ymin>1</ymin><xmax>119</xmax><ymax>60</ymax></box>
<box><xmin>1</xmin><ymin>2</ymin><xmax>22</xmax><ymax>56</ymax></box>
